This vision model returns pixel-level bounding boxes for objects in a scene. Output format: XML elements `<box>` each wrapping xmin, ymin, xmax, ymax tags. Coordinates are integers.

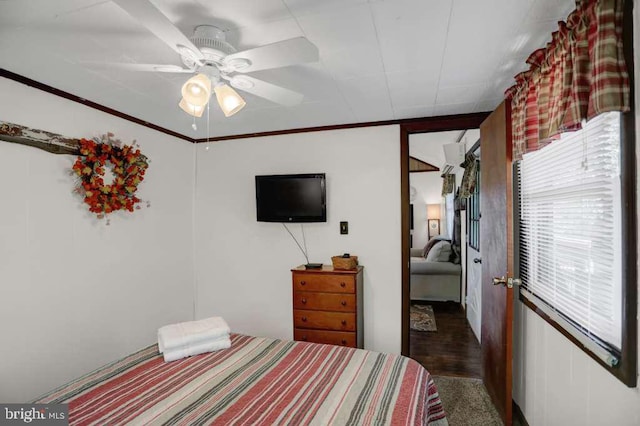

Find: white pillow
<box><xmin>425</xmin><ymin>241</ymin><xmax>452</xmax><ymax>262</ymax></box>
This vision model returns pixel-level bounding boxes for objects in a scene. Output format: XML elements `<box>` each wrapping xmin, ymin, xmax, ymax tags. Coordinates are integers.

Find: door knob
<box><xmin>493</xmin><ymin>276</ymin><xmax>507</xmax><ymax>286</ymax></box>
<box><xmin>493</xmin><ymin>276</ymin><xmax>520</xmax><ymax>288</ymax></box>
<box><xmin>473</xmin><ymin>258</ymin><xmax>482</xmax><ymax>264</ymax></box>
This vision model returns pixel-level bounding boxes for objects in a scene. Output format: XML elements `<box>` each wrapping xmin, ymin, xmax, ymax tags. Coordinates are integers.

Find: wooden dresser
<box><xmin>292</xmin><ymin>265</ymin><xmax>363</xmax><ymax>348</ymax></box>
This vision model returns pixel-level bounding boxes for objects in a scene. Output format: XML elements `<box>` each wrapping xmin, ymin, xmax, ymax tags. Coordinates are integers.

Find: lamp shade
<box><xmin>181</xmin><ymin>74</ymin><xmax>211</xmax><ymax>107</ymax></box>
<box><xmin>178</xmin><ymin>98</ymin><xmax>204</xmax><ymax>117</ymax></box>
<box><xmin>427</xmin><ymin>203</ymin><xmax>441</xmax><ymax>220</ymax></box>
<box><xmin>214</xmin><ymin>84</ymin><xmax>246</xmax><ymax>117</ymax></box>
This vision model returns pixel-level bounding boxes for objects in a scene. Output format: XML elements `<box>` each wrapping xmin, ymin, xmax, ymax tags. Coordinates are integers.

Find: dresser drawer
<box><xmin>293</xmin><ymin>291</ymin><xmax>356</xmax><ymax>312</ymax></box>
<box><xmin>293</xmin><ymin>273</ymin><xmax>355</xmax><ymax>293</ymax></box>
<box><xmin>293</xmin><ymin>310</ymin><xmax>356</xmax><ymax>331</ymax></box>
<box><xmin>294</xmin><ymin>329</ymin><xmax>356</xmax><ymax>347</ymax></box>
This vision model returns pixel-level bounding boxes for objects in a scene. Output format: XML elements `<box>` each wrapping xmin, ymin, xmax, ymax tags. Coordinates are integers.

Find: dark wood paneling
<box><xmin>479</xmin><ymin>101</ymin><xmax>513</xmax><ymax>425</ymax></box>
<box><xmin>0</xmin><ymin>68</ymin><xmax>194</xmax><ymax>142</ymax></box>
<box><xmin>409</xmin><ymin>301</ymin><xmax>482</xmax><ymax>378</ymax></box>
<box><xmin>400</xmin><ymin>113</ymin><xmax>490</xmax><ymax>357</ymax></box>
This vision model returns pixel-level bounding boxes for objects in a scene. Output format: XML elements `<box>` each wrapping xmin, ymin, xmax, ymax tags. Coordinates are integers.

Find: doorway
<box><xmin>399</xmin><ymin>114</ymin><xmax>489</xmax><ymax>357</ymax></box>
<box><xmin>406</xmin><ymin>129</ymin><xmax>482</xmax><ymax>378</ymax></box>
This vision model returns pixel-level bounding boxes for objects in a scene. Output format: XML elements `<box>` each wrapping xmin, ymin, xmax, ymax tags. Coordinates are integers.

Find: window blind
<box><xmin>518</xmin><ymin>112</ymin><xmax>622</xmax><ymax>357</ymax></box>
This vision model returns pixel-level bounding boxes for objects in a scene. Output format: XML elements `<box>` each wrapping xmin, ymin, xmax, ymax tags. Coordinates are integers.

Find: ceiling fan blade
<box><xmin>112</xmin><ymin>0</ymin><xmax>204</xmax><ymax>62</ymax></box>
<box><xmin>229</xmin><ymin>75</ymin><xmax>304</xmax><ymax>106</ymax></box>
<box><xmin>223</xmin><ymin>37</ymin><xmax>319</xmax><ymax>73</ymax></box>
<box><xmin>85</xmin><ymin>63</ymin><xmax>194</xmax><ymax>73</ymax></box>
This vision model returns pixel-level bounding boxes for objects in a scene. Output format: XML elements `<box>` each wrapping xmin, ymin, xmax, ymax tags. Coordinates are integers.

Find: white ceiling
<box><xmin>0</xmin><ymin>0</ymin><xmax>574</xmax><ymax>139</ymax></box>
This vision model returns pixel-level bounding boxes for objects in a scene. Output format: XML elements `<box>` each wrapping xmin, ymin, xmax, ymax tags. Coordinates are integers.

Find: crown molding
<box><xmin>195</xmin><ymin>112</ymin><xmax>491</xmax><ymax>142</ymax></box>
<box><xmin>1</xmin><ymin>68</ymin><xmax>492</xmax><ymax>144</ymax></box>
<box><xmin>0</xmin><ymin>68</ymin><xmax>194</xmax><ymax>142</ymax></box>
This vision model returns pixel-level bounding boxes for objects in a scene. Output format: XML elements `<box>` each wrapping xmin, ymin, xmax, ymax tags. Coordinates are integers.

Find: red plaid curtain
<box><xmin>459</xmin><ymin>154</ymin><xmax>478</xmax><ymax>198</ymax></box>
<box><xmin>505</xmin><ymin>0</ymin><xmax>629</xmax><ymax>160</ymax></box>
<box><xmin>441</xmin><ymin>173</ymin><xmax>455</xmax><ymax>196</ymax></box>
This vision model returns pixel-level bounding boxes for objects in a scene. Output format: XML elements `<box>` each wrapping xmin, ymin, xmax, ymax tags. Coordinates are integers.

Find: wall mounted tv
<box><xmin>255</xmin><ymin>173</ymin><xmax>326</xmax><ymax>223</ymax></box>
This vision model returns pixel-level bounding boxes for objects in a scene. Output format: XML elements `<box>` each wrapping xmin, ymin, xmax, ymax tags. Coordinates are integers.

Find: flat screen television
<box><xmin>255</xmin><ymin>173</ymin><xmax>326</xmax><ymax>223</ymax></box>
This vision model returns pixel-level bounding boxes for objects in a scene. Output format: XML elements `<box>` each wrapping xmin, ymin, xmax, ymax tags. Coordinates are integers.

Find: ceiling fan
<box><xmin>109</xmin><ymin>0</ymin><xmax>319</xmax><ymax>118</ymax></box>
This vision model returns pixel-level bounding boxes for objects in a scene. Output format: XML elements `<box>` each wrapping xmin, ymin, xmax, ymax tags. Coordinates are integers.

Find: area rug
<box><xmin>410</xmin><ymin>304</ymin><xmax>437</xmax><ymax>331</ymax></box>
<box><xmin>432</xmin><ymin>376</ymin><xmax>502</xmax><ymax>426</ymax></box>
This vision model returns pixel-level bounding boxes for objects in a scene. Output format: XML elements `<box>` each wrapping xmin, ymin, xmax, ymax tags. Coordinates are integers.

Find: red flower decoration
<box><xmin>73</xmin><ymin>136</ymin><xmax>149</xmax><ymax>220</ymax></box>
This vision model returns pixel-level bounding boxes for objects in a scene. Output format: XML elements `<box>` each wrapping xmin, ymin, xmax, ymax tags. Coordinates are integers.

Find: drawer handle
<box><xmin>302</xmin><ymin>316</ymin><xmax>307</xmax><ymax>322</ymax></box>
<box><xmin>302</xmin><ymin>298</ymin><xmax>307</xmax><ymax>304</ymax></box>
<box><xmin>300</xmin><ymin>281</ymin><xmax>306</xmax><ymax>286</ymax></box>
<box><xmin>341</xmin><ymin>339</ymin><xmax>347</xmax><ymax>345</ymax></box>
<box><xmin>340</xmin><ymin>282</ymin><xmax>346</xmax><ymax>288</ymax></box>
<box><xmin>341</xmin><ymin>320</ymin><xmax>347</xmax><ymax>325</ymax></box>
<box><xmin>302</xmin><ymin>335</ymin><xmax>307</xmax><ymax>341</ymax></box>
<box><xmin>341</xmin><ymin>300</ymin><xmax>347</xmax><ymax>306</ymax></box>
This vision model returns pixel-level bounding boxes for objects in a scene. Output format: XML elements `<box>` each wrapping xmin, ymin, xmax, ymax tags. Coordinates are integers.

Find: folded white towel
<box><xmin>158</xmin><ymin>317</ymin><xmax>230</xmax><ymax>353</ymax></box>
<box><xmin>163</xmin><ymin>335</ymin><xmax>231</xmax><ymax>362</ymax></box>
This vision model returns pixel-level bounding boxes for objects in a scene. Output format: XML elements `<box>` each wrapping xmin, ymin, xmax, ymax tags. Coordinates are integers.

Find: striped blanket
<box><xmin>36</xmin><ymin>334</ymin><xmax>448</xmax><ymax>425</ymax></box>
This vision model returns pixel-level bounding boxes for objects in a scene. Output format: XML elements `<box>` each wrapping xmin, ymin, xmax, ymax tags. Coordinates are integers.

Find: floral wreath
<box><xmin>72</xmin><ymin>133</ymin><xmax>149</xmax><ymax>223</ymax></box>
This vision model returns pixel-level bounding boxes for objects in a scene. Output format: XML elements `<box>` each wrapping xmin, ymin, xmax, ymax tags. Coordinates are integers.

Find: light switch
<box><xmin>340</xmin><ymin>221</ymin><xmax>348</xmax><ymax>235</ymax></box>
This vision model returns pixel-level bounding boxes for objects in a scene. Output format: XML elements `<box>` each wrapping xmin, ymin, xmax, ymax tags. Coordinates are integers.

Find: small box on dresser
<box><xmin>292</xmin><ymin>265</ymin><xmax>364</xmax><ymax>348</ymax></box>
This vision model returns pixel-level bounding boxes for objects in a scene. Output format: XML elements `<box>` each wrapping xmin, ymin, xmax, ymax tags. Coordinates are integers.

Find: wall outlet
<box><xmin>340</xmin><ymin>221</ymin><xmax>348</xmax><ymax>235</ymax></box>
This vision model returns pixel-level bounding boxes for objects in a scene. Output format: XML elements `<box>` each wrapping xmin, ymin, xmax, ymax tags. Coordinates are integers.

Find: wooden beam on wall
<box><xmin>409</xmin><ymin>156</ymin><xmax>439</xmax><ymax>172</ymax></box>
<box><xmin>0</xmin><ymin>121</ymin><xmax>80</xmax><ymax>155</ymax></box>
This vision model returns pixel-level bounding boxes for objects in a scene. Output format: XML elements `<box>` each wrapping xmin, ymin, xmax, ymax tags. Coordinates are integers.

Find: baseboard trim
<box><xmin>512</xmin><ymin>400</ymin><xmax>529</xmax><ymax>426</ymax></box>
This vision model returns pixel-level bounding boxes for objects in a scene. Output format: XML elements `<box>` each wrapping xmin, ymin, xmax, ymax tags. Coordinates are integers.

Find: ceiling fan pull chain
<box><xmin>207</xmin><ymin>102</ymin><xmax>211</xmax><ymax>142</ymax></box>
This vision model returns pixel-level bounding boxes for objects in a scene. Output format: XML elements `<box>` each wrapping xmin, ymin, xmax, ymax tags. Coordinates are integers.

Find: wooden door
<box><xmin>479</xmin><ymin>101</ymin><xmax>513</xmax><ymax>425</ymax></box>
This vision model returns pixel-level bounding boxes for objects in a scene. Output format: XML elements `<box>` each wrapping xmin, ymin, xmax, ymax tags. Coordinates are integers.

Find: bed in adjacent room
<box><xmin>35</xmin><ymin>334</ymin><xmax>447</xmax><ymax>425</ymax></box>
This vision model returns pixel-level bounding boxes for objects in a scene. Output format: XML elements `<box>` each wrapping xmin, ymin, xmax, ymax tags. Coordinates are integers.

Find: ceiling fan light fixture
<box><xmin>226</xmin><ymin>58</ymin><xmax>251</xmax><ymax>71</ymax></box>
<box><xmin>177</xmin><ymin>44</ymin><xmax>202</xmax><ymax>64</ymax></box>
<box><xmin>214</xmin><ymin>84</ymin><xmax>246</xmax><ymax>117</ymax></box>
<box><xmin>179</xmin><ymin>97</ymin><xmax>205</xmax><ymax>117</ymax></box>
<box><xmin>153</xmin><ymin>65</ymin><xmax>184</xmax><ymax>73</ymax></box>
<box><xmin>181</xmin><ymin>73</ymin><xmax>211</xmax><ymax>107</ymax></box>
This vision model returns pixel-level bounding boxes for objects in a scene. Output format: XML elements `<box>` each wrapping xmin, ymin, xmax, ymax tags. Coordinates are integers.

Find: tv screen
<box><xmin>255</xmin><ymin>173</ymin><xmax>326</xmax><ymax>223</ymax></box>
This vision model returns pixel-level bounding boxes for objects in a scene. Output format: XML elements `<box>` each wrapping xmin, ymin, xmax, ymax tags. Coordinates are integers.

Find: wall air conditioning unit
<box><xmin>442</xmin><ymin>142</ymin><xmax>466</xmax><ymax>172</ymax></box>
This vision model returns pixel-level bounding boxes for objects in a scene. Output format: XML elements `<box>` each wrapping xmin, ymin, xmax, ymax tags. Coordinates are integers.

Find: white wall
<box><xmin>194</xmin><ymin>126</ymin><xmax>401</xmax><ymax>354</ymax></box>
<box><xmin>0</xmin><ymin>78</ymin><xmax>195</xmax><ymax>402</ymax></box>
<box><xmin>511</xmin><ymin>5</ymin><xmax>640</xmax><ymax>423</ymax></box>
<box><xmin>409</xmin><ymin>172</ymin><xmax>442</xmax><ymax>249</ymax></box>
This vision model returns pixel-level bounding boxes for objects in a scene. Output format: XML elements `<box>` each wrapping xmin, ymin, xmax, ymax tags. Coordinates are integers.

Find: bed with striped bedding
<box><xmin>36</xmin><ymin>334</ymin><xmax>448</xmax><ymax>425</ymax></box>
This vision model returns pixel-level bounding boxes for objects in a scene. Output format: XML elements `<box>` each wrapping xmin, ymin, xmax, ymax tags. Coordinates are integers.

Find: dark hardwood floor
<box><xmin>409</xmin><ymin>301</ymin><xmax>482</xmax><ymax>378</ymax></box>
